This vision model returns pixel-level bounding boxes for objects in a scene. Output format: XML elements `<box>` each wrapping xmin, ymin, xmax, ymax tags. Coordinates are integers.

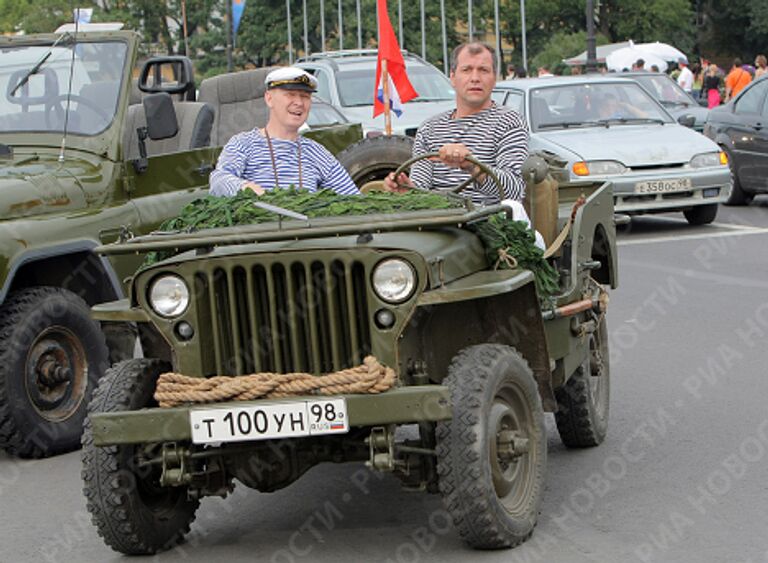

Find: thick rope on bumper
<box><xmin>154</xmin><ymin>356</ymin><xmax>397</xmax><ymax>408</ymax></box>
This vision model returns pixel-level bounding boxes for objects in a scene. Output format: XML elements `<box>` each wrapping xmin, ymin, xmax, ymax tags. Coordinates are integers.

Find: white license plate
<box><xmin>634</xmin><ymin>178</ymin><xmax>692</xmax><ymax>194</ymax></box>
<box><xmin>190</xmin><ymin>398</ymin><xmax>348</xmax><ymax>445</ymax></box>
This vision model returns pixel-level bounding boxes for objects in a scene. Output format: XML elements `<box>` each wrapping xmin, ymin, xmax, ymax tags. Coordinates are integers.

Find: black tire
<box><xmin>336</xmin><ymin>135</ymin><xmax>414</xmax><ymax>187</ymax></box>
<box><xmin>436</xmin><ymin>344</ymin><xmax>547</xmax><ymax>549</ymax></box>
<box><xmin>722</xmin><ymin>147</ymin><xmax>753</xmax><ymax>206</ymax></box>
<box><xmin>0</xmin><ymin>287</ymin><xmax>109</xmax><ymax>458</ymax></box>
<box><xmin>555</xmin><ymin>318</ymin><xmax>610</xmax><ymax>448</ymax></box>
<box><xmin>683</xmin><ymin>203</ymin><xmax>718</xmax><ymax>225</ymax></box>
<box><xmin>82</xmin><ymin>358</ymin><xmax>199</xmax><ymax>555</ymax></box>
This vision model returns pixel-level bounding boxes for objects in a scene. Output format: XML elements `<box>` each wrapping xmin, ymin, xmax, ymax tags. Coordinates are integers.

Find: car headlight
<box><xmin>572</xmin><ymin>160</ymin><xmax>627</xmax><ymax>176</ymax></box>
<box><xmin>148</xmin><ymin>275</ymin><xmax>190</xmax><ymax>318</ymax></box>
<box><xmin>690</xmin><ymin>152</ymin><xmax>727</xmax><ymax>168</ymax></box>
<box><xmin>372</xmin><ymin>259</ymin><xmax>416</xmax><ymax>304</ymax></box>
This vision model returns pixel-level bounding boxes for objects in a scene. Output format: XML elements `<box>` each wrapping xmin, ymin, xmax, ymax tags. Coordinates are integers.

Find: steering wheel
<box><xmin>392</xmin><ymin>152</ymin><xmax>505</xmax><ymax>202</ymax></box>
<box><xmin>46</xmin><ymin>94</ymin><xmax>111</xmax><ymax>127</ymax></box>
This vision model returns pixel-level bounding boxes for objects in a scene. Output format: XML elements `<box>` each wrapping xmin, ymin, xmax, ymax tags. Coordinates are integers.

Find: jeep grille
<box><xmin>193</xmin><ymin>259</ymin><xmax>372</xmax><ymax>376</ymax></box>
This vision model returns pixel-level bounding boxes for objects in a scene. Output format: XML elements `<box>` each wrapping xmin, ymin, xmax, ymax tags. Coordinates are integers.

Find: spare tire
<box><xmin>337</xmin><ymin>135</ymin><xmax>414</xmax><ymax>187</ymax></box>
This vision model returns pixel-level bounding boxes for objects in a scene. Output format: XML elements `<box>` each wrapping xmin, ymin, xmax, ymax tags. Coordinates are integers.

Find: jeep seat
<box><xmin>122</xmin><ymin>93</ymin><xmax>214</xmax><ymax>161</ymax></box>
<box><xmin>198</xmin><ymin>67</ymin><xmax>276</xmax><ymax>146</ymax></box>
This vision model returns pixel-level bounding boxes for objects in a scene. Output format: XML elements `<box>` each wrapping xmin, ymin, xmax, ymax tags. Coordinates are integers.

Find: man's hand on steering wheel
<box><xmin>437</xmin><ymin>143</ymin><xmax>487</xmax><ymax>182</ymax></box>
<box><xmin>383</xmin><ymin>171</ymin><xmax>412</xmax><ymax>193</ymax></box>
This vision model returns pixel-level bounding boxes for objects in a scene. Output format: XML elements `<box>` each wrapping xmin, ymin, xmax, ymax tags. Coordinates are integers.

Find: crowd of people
<box><xmin>503</xmin><ymin>53</ymin><xmax>767</xmax><ymax>110</ymax></box>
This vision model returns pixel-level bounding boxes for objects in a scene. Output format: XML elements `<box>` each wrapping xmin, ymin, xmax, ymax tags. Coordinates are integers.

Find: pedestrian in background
<box><xmin>515</xmin><ymin>65</ymin><xmax>527</xmax><ymax>78</ymax></box>
<box><xmin>676</xmin><ymin>58</ymin><xmax>694</xmax><ymax>93</ymax></box>
<box><xmin>755</xmin><ymin>55</ymin><xmax>767</xmax><ymax>79</ymax></box>
<box><xmin>632</xmin><ymin>58</ymin><xmax>645</xmax><ymax>71</ymax></box>
<box><xmin>692</xmin><ymin>62</ymin><xmax>703</xmax><ymax>99</ymax></box>
<box><xmin>703</xmin><ymin>64</ymin><xmax>722</xmax><ymax>108</ymax></box>
<box><xmin>725</xmin><ymin>58</ymin><xmax>752</xmax><ymax>101</ymax></box>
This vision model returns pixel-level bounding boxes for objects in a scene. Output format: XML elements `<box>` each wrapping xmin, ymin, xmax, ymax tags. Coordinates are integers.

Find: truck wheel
<box><xmin>683</xmin><ymin>203</ymin><xmax>718</xmax><ymax>225</ymax></box>
<box><xmin>436</xmin><ymin>344</ymin><xmax>546</xmax><ymax>549</ymax></box>
<box><xmin>336</xmin><ymin>135</ymin><xmax>414</xmax><ymax>187</ymax></box>
<box><xmin>555</xmin><ymin>319</ymin><xmax>610</xmax><ymax>448</ymax></box>
<box><xmin>0</xmin><ymin>287</ymin><xmax>109</xmax><ymax>458</ymax></box>
<box><xmin>81</xmin><ymin>358</ymin><xmax>199</xmax><ymax>555</ymax></box>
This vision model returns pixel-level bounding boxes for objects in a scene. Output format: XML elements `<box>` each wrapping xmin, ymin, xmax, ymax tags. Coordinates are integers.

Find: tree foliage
<box><xmin>1</xmin><ymin>0</ymin><xmax>766</xmax><ymax>77</ymax></box>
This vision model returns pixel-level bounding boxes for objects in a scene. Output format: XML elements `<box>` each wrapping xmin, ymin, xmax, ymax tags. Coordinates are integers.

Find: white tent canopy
<box><xmin>606</xmin><ymin>47</ymin><xmax>669</xmax><ymax>72</ymax></box>
<box><xmin>564</xmin><ymin>40</ymin><xmax>687</xmax><ymax>67</ymax></box>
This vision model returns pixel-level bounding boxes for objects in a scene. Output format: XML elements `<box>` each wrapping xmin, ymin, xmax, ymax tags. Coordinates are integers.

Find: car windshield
<box><xmin>335</xmin><ymin>64</ymin><xmax>454</xmax><ymax>107</ymax></box>
<box><xmin>529</xmin><ymin>81</ymin><xmax>671</xmax><ymax>131</ymax></box>
<box><xmin>307</xmin><ymin>101</ymin><xmax>347</xmax><ymax>126</ymax></box>
<box><xmin>0</xmin><ymin>39</ymin><xmax>127</xmax><ymax>135</ymax></box>
<box><xmin>633</xmin><ymin>74</ymin><xmax>694</xmax><ymax>106</ymax></box>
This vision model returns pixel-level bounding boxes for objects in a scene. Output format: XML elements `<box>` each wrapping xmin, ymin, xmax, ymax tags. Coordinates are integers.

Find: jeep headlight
<box><xmin>148</xmin><ymin>275</ymin><xmax>190</xmax><ymax>318</ymax></box>
<box><xmin>690</xmin><ymin>151</ymin><xmax>727</xmax><ymax>168</ymax></box>
<box><xmin>372</xmin><ymin>259</ymin><xmax>416</xmax><ymax>303</ymax></box>
<box><xmin>573</xmin><ymin>160</ymin><xmax>627</xmax><ymax>176</ymax></box>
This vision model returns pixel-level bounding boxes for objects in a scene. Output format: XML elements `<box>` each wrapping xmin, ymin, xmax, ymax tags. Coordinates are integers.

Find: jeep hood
<box><xmin>0</xmin><ymin>151</ymin><xmax>89</xmax><ymax>219</ymax></box>
<box><xmin>532</xmin><ymin>123</ymin><xmax>719</xmax><ymax>167</ymax></box>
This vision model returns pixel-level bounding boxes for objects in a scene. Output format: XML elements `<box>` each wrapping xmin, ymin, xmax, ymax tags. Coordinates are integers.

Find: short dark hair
<box><xmin>734</xmin><ymin>58</ymin><xmax>743</xmax><ymax>67</ymax></box>
<box><xmin>635</xmin><ymin>58</ymin><xmax>645</xmax><ymax>67</ymax></box>
<box><xmin>450</xmin><ymin>42</ymin><xmax>497</xmax><ymax>74</ymax></box>
<box><xmin>515</xmin><ymin>65</ymin><xmax>527</xmax><ymax>78</ymax></box>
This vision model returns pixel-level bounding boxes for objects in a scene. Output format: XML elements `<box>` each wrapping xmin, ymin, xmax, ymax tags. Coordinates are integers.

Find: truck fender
<box><xmin>0</xmin><ymin>241</ymin><xmax>124</xmax><ymax>306</ymax></box>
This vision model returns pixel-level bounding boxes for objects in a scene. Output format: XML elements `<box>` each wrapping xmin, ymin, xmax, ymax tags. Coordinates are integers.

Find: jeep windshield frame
<box><xmin>0</xmin><ymin>38</ymin><xmax>129</xmax><ymax>136</ymax></box>
<box><xmin>95</xmin><ymin>205</ymin><xmax>505</xmax><ymax>256</ymax></box>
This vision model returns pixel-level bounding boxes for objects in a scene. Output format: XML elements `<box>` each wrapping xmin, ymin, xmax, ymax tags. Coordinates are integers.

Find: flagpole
<box><xmin>382</xmin><ymin>59</ymin><xmax>392</xmax><ymax>136</ymax></box>
<box><xmin>181</xmin><ymin>0</ymin><xmax>190</xmax><ymax>58</ymax></box>
<box><xmin>286</xmin><ymin>0</ymin><xmax>293</xmax><ymax>64</ymax></box>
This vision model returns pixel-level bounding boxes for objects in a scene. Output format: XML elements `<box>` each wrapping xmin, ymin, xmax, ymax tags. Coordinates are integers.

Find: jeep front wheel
<box><xmin>82</xmin><ymin>358</ymin><xmax>199</xmax><ymax>555</ymax></box>
<box><xmin>555</xmin><ymin>318</ymin><xmax>610</xmax><ymax>448</ymax></box>
<box><xmin>0</xmin><ymin>287</ymin><xmax>109</xmax><ymax>458</ymax></box>
<box><xmin>436</xmin><ymin>344</ymin><xmax>546</xmax><ymax>549</ymax></box>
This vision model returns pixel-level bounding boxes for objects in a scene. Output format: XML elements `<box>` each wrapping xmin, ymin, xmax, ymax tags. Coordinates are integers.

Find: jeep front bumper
<box><xmin>91</xmin><ymin>385</ymin><xmax>452</xmax><ymax>446</ymax></box>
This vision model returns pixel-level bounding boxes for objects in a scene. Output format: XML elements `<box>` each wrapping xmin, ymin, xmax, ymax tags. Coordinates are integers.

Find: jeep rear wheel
<box><xmin>81</xmin><ymin>358</ymin><xmax>199</xmax><ymax>555</ymax></box>
<box><xmin>0</xmin><ymin>287</ymin><xmax>109</xmax><ymax>458</ymax></box>
<box><xmin>436</xmin><ymin>344</ymin><xmax>546</xmax><ymax>549</ymax></box>
<box><xmin>337</xmin><ymin>135</ymin><xmax>414</xmax><ymax>189</ymax></box>
<box><xmin>555</xmin><ymin>318</ymin><xmax>610</xmax><ymax>448</ymax></box>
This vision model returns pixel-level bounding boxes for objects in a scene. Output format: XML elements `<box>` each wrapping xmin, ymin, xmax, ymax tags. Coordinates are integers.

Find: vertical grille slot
<box><xmin>194</xmin><ymin>273</ymin><xmax>216</xmax><ymax>375</ymax></box>
<box><xmin>352</xmin><ymin>262</ymin><xmax>372</xmax><ymax>357</ymax></box>
<box><xmin>311</xmin><ymin>261</ymin><xmax>333</xmax><ymax>373</ymax></box>
<box><xmin>232</xmin><ymin>267</ymin><xmax>253</xmax><ymax>374</ymax></box>
<box><xmin>212</xmin><ymin>268</ymin><xmax>234</xmax><ymax>374</ymax></box>
<box><xmin>251</xmin><ymin>265</ymin><xmax>273</xmax><ymax>372</ymax></box>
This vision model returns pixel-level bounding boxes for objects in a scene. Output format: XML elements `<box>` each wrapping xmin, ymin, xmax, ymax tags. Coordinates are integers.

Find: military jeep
<box><xmin>0</xmin><ymin>28</ymin><xmax>365</xmax><ymax>458</ymax></box>
<box><xmin>81</xmin><ymin>156</ymin><xmax>617</xmax><ymax>554</ymax></box>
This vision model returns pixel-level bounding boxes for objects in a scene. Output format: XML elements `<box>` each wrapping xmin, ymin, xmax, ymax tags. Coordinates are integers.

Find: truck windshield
<box><xmin>0</xmin><ymin>40</ymin><xmax>127</xmax><ymax>136</ymax></box>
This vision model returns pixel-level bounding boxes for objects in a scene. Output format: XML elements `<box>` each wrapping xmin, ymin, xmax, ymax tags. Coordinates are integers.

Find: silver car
<box><xmin>296</xmin><ymin>50</ymin><xmax>455</xmax><ymax>136</ymax></box>
<box><xmin>493</xmin><ymin>76</ymin><xmax>730</xmax><ymax>224</ymax></box>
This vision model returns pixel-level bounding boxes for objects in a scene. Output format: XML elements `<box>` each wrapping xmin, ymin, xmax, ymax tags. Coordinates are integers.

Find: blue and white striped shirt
<box><xmin>410</xmin><ymin>103</ymin><xmax>528</xmax><ymax>205</ymax></box>
<box><xmin>209</xmin><ymin>129</ymin><xmax>360</xmax><ymax>197</ymax></box>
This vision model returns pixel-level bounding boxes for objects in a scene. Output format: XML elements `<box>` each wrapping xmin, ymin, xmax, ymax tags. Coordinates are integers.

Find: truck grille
<box><xmin>193</xmin><ymin>259</ymin><xmax>371</xmax><ymax>376</ymax></box>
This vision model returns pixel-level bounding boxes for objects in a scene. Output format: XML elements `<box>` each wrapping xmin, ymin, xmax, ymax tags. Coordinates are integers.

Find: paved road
<box><xmin>1</xmin><ymin>200</ymin><xmax>767</xmax><ymax>563</ymax></box>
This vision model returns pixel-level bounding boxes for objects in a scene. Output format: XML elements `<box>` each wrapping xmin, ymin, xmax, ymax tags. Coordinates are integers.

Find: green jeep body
<box><xmin>82</xmin><ymin>161</ymin><xmax>618</xmax><ymax>554</ymax></box>
<box><xmin>0</xmin><ymin>30</ymin><xmax>362</xmax><ymax>458</ymax></box>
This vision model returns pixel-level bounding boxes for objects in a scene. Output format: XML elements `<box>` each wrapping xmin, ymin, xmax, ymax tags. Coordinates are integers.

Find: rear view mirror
<box><xmin>677</xmin><ymin>114</ymin><xmax>696</xmax><ymax>128</ymax></box>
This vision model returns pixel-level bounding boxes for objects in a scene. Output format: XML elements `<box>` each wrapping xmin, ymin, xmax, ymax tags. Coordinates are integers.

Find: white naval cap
<box><xmin>264</xmin><ymin>67</ymin><xmax>318</xmax><ymax>92</ymax></box>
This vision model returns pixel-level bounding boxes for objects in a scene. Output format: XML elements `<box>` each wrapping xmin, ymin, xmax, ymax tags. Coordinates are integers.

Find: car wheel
<box><xmin>337</xmin><ymin>135</ymin><xmax>414</xmax><ymax>189</ymax></box>
<box><xmin>82</xmin><ymin>358</ymin><xmax>200</xmax><ymax>555</ymax></box>
<box><xmin>722</xmin><ymin>147</ymin><xmax>754</xmax><ymax>206</ymax></box>
<box><xmin>683</xmin><ymin>203</ymin><xmax>718</xmax><ymax>225</ymax></box>
<box><xmin>436</xmin><ymin>344</ymin><xmax>546</xmax><ymax>549</ymax></box>
<box><xmin>0</xmin><ymin>287</ymin><xmax>109</xmax><ymax>458</ymax></box>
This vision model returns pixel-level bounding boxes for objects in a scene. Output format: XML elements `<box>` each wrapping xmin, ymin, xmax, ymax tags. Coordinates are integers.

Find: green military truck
<box><xmin>81</xmin><ymin>155</ymin><xmax>618</xmax><ymax>554</ymax></box>
<box><xmin>0</xmin><ymin>28</ymin><xmax>365</xmax><ymax>458</ymax></box>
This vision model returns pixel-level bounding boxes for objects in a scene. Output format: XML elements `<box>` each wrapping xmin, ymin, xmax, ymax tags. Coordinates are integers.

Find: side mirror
<box><xmin>677</xmin><ymin>114</ymin><xmax>696</xmax><ymax>128</ymax></box>
<box><xmin>142</xmin><ymin>93</ymin><xmax>178</xmax><ymax>140</ymax></box>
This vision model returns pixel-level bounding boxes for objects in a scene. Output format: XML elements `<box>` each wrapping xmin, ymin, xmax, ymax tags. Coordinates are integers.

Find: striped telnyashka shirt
<box><xmin>410</xmin><ymin>103</ymin><xmax>529</xmax><ymax>205</ymax></box>
<box><xmin>209</xmin><ymin>129</ymin><xmax>360</xmax><ymax>197</ymax></box>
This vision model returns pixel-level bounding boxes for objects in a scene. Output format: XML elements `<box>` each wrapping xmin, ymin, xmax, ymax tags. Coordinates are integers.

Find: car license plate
<box><xmin>189</xmin><ymin>398</ymin><xmax>348</xmax><ymax>445</ymax></box>
<box><xmin>634</xmin><ymin>178</ymin><xmax>692</xmax><ymax>194</ymax></box>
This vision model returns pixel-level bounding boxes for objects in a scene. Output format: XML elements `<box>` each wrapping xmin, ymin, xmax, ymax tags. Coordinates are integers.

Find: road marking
<box><xmin>618</xmin><ymin>226</ymin><xmax>768</xmax><ymax>246</ymax></box>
